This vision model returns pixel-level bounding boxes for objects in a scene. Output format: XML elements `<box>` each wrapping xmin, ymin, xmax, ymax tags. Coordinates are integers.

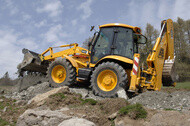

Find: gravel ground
<box><xmin>4</xmin><ymin>82</ymin><xmax>52</xmax><ymax>101</ymax></box>
<box><xmin>3</xmin><ymin>82</ymin><xmax>190</xmax><ymax>111</ymax></box>
<box><xmin>129</xmin><ymin>91</ymin><xmax>190</xmax><ymax>111</ymax></box>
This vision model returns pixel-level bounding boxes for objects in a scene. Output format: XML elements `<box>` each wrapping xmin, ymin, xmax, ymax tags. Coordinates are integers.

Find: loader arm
<box><xmin>40</xmin><ymin>43</ymin><xmax>90</xmax><ymax>68</ymax></box>
<box><xmin>129</xmin><ymin>19</ymin><xmax>176</xmax><ymax>92</ymax></box>
<box><xmin>17</xmin><ymin>43</ymin><xmax>90</xmax><ymax>75</ymax></box>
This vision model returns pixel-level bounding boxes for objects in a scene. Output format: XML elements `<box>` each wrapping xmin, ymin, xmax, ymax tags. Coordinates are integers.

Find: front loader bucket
<box><xmin>17</xmin><ymin>48</ymin><xmax>49</xmax><ymax>75</ymax></box>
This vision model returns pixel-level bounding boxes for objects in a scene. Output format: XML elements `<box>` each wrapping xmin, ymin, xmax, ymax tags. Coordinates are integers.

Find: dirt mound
<box><xmin>45</xmin><ymin>88</ymin><xmax>84</xmax><ymax>110</ymax></box>
<box><xmin>98</xmin><ymin>98</ymin><xmax>128</xmax><ymax>115</ymax></box>
<box><xmin>129</xmin><ymin>91</ymin><xmax>190</xmax><ymax>111</ymax></box>
<box><xmin>0</xmin><ymin>96</ymin><xmax>27</xmax><ymax>125</ymax></box>
<box><xmin>41</xmin><ymin>89</ymin><xmax>128</xmax><ymax>126</ymax></box>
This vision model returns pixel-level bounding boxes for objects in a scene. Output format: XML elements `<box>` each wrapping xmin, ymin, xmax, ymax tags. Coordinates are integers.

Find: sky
<box><xmin>0</xmin><ymin>0</ymin><xmax>189</xmax><ymax>78</ymax></box>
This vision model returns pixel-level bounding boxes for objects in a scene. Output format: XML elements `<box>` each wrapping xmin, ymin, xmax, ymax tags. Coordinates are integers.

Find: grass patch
<box><xmin>0</xmin><ymin>117</ymin><xmax>9</xmax><ymax>126</ymax></box>
<box><xmin>119</xmin><ymin>103</ymin><xmax>147</xmax><ymax>119</ymax></box>
<box><xmin>110</xmin><ymin>119</ymin><xmax>115</xmax><ymax>126</ymax></box>
<box><xmin>164</xmin><ymin>108</ymin><xmax>176</xmax><ymax>111</ymax></box>
<box><xmin>50</xmin><ymin>93</ymin><xmax>66</xmax><ymax>99</ymax></box>
<box><xmin>175</xmin><ymin>82</ymin><xmax>190</xmax><ymax>90</ymax></box>
<box><xmin>80</xmin><ymin>98</ymin><xmax>97</xmax><ymax>105</ymax></box>
<box><xmin>0</xmin><ymin>96</ymin><xmax>25</xmax><ymax>126</ymax></box>
<box><xmin>0</xmin><ymin>102</ymin><xmax>5</xmax><ymax>109</ymax></box>
<box><xmin>162</xmin><ymin>81</ymin><xmax>190</xmax><ymax>91</ymax></box>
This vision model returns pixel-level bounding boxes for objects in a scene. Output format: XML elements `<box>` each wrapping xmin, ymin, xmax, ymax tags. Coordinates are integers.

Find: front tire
<box><xmin>90</xmin><ymin>62</ymin><xmax>128</xmax><ymax>97</ymax></box>
<box><xmin>47</xmin><ymin>59</ymin><xmax>76</xmax><ymax>87</ymax></box>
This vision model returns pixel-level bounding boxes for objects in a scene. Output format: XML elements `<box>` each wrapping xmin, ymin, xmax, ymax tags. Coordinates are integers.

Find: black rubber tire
<box><xmin>90</xmin><ymin>62</ymin><xmax>128</xmax><ymax>97</ymax></box>
<box><xmin>47</xmin><ymin>58</ymin><xmax>76</xmax><ymax>87</ymax></box>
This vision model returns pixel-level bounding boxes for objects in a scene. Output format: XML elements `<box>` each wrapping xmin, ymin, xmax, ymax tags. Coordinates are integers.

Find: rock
<box><xmin>58</xmin><ymin>117</ymin><xmax>96</xmax><ymax>126</ymax></box>
<box><xmin>70</xmin><ymin>112</ymin><xmax>74</xmax><ymax>116</ymax></box>
<box><xmin>86</xmin><ymin>91</ymin><xmax>104</xmax><ymax>100</ymax></box>
<box><xmin>28</xmin><ymin>86</ymin><xmax>69</xmax><ymax>106</ymax></box>
<box><xmin>69</xmin><ymin>88</ymin><xmax>89</xmax><ymax>98</ymax></box>
<box><xmin>7</xmin><ymin>82</ymin><xmax>52</xmax><ymax>101</ymax></box>
<box><xmin>15</xmin><ymin>100</ymin><xmax>27</xmax><ymax>106</ymax></box>
<box><xmin>58</xmin><ymin>107</ymin><xmax>70</xmax><ymax>112</ymax></box>
<box><xmin>0</xmin><ymin>99</ymin><xmax>3</xmax><ymax>102</ymax></box>
<box><xmin>117</xmin><ymin>88</ymin><xmax>128</xmax><ymax>100</ymax></box>
<box><xmin>69</xmin><ymin>88</ymin><xmax>104</xmax><ymax>100</ymax></box>
<box><xmin>108</xmin><ymin>112</ymin><xmax>118</xmax><ymax>120</ymax></box>
<box><xmin>17</xmin><ymin>108</ymin><xmax>71</xmax><ymax>126</ymax></box>
<box><xmin>0</xmin><ymin>89</ymin><xmax>4</xmax><ymax>94</ymax></box>
<box><xmin>3</xmin><ymin>106</ymin><xmax>7</xmax><ymax>112</ymax></box>
<box><xmin>114</xmin><ymin>116</ymin><xmax>145</xmax><ymax>126</ymax></box>
<box><xmin>115</xmin><ymin>120</ymin><xmax>125</xmax><ymax>126</ymax></box>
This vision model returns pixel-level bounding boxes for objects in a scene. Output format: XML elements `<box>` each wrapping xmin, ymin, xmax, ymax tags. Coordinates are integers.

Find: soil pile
<box><xmin>129</xmin><ymin>91</ymin><xmax>190</xmax><ymax>111</ymax></box>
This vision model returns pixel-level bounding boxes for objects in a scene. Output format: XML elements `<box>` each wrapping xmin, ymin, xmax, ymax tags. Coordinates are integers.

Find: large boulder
<box><xmin>117</xmin><ymin>88</ymin><xmax>128</xmax><ymax>100</ymax></box>
<box><xmin>58</xmin><ymin>117</ymin><xmax>96</xmax><ymax>126</ymax></box>
<box><xmin>28</xmin><ymin>86</ymin><xmax>69</xmax><ymax>106</ymax></box>
<box><xmin>6</xmin><ymin>82</ymin><xmax>52</xmax><ymax>101</ymax></box>
<box><xmin>17</xmin><ymin>109</ymin><xmax>71</xmax><ymax>126</ymax></box>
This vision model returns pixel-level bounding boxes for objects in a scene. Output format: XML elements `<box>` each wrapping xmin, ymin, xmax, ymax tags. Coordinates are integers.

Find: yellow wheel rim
<box><xmin>97</xmin><ymin>69</ymin><xmax>117</xmax><ymax>92</ymax></box>
<box><xmin>51</xmin><ymin>65</ymin><xmax>66</xmax><ymax>83</ymax></box>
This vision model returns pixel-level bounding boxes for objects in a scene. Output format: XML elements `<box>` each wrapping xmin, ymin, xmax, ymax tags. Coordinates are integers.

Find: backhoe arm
<box><xmin>145</xmin><ymin>19</ymin><xmax>175</xmax><ymax>90</ymax></box>
<box><xmin>129</xmin><ymin>19</ymin><xmax>176</xmax><ymax>92</ymax></box>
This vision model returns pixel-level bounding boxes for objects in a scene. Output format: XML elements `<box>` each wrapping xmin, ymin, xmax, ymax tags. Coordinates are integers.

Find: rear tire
<box><xmin>90</xmin><ymin>62</ymin><xmax>128</xmax><ymax>97</ymax></box>
<box><xmin>47</xmin><ymin>58</ymin><xmax>76</xmax><ymax>87</ymax></box>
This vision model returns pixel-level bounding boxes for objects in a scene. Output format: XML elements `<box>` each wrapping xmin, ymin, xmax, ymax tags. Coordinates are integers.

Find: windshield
<box><xmin>91</xmin><ymin>27</ymin><xmax>114</xmax><ymax>63</ymax></box>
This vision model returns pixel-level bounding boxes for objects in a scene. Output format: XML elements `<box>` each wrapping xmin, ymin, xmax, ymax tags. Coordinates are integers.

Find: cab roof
<box><xmin>99</xmin><ymin>23</ymin><xmax>141</xmax><ymax>34</ymax></box>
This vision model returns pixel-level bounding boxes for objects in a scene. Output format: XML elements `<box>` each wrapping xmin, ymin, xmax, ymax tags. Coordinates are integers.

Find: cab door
<box><xmin>113</xmin><ymin>27</ymin><xmax>134</xmax><ymax>59</ymax></box>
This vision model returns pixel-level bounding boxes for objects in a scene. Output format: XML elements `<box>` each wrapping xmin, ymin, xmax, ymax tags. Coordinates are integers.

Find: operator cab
<box><xmin>90</xmin><ymin>23</ymin><xmax>146</xmax><ymax>64</ymax></box>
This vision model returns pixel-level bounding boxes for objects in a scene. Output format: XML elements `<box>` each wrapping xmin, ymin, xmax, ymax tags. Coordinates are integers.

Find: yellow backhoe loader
<box><xmin>17</xmin><ymin>19</ymin><xmax>177</xmax><ymax>97</ymax></box>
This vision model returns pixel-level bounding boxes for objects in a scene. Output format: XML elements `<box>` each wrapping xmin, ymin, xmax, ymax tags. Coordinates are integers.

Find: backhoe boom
<box><xmin>129</xmin><ymin>19</ymin><xmax>176</xmax><ymax>92</ymax></box>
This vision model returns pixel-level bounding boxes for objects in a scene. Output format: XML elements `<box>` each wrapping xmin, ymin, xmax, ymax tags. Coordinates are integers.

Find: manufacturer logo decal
<box><xmin>158</xmin><ymin>48</ymin><xmax>164</xmax><ymax>58</ymax></box>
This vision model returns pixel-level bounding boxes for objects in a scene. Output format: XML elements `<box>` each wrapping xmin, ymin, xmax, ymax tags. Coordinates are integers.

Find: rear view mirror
<box><xmin>134</xmin><ymin>33</ymin><xmax>147</xmax><ymax>44</ymax></box>
<box><xmin>90</xmin><ymin>26</ymin><xmax>95</xmax><ymax>31</ymax></box>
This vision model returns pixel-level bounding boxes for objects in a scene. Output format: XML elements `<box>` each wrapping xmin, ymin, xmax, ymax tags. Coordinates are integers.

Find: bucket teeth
<box><xmin>162</xmin><ymin>58</ymin><xmax>178</xmax><ymax>86</ymax></box>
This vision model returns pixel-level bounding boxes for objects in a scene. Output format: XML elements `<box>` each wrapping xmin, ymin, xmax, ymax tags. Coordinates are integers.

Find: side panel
<box><xmin>90</xmin><ymin>55</ymin><xmax>133</xmax><ymax>67</ymax></box>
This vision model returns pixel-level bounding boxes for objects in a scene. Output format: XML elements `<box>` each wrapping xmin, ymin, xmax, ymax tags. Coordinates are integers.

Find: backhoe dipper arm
<box><xmin>144</xmin><ymin>19</ymin><xmax>175</xmax><ymax>90</ymax></box>
<box><xmin>129</xmin><ymin>19</ymin><xmax>175</xmax><ymax>92</ymax></box>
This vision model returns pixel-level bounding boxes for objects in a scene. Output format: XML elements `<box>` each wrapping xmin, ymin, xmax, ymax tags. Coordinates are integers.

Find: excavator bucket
<box><xmin>17</xmin><ymin>48</ymin><xmax>49</xmax><ymax>76</ymax></box>
<box><xmin>162</xmin><ymin>57</ymin><xmax>178</xmax><ymax>86</ymax></box>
